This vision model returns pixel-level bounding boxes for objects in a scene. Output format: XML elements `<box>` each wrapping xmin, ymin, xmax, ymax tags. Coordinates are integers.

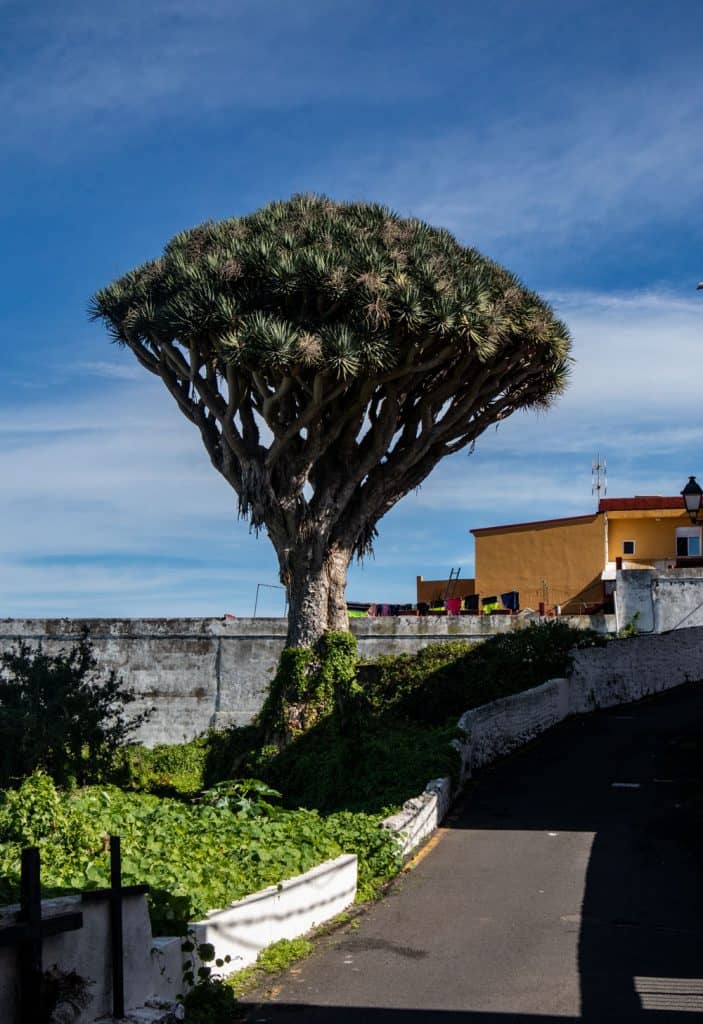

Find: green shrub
<box><xmin>0</xmin><ymin>776</ymin><xmax>399</xmax><ymax>932</ymax></box>
<box><xmin>257</xmin><ymin>716</ymin><xmax>459</xmax><ymax>815</ymax></box>
<box><xmin>0</xmin><ymin>632</ymin><xmax>150</xmax><ymax>788</ymax></box>
<box><xmin>365</xmin><ymin>622</ymin><xmax>605</xmax><ymax>725</ymax></box>
<box><xmin>182</xmin><ymin>977</ymin><xmax>240</xmax><ymax>1023</ymax></box>
<box><xmin>0</xmin><ymin>772</ymin><xmax>99</xmax><ymax>851</ymax></box>
<box><xmin>358</xmin><ymin>641</ymin><xmax>475</xmax><ymax>716</ymax></box>
<box><xmin>116</xmin><ymin>737</ymin><xmax>208</xmax><ymax>796</ymax></box>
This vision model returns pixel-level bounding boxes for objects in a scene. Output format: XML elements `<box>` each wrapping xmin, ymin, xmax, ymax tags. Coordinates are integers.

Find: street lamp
<box><xmin>681</xmin><ymin>476</ymin><xmax>703</xmax><ymax>524</ymax></box>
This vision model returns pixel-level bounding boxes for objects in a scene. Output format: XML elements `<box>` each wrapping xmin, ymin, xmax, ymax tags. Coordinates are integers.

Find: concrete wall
<box><xmin>615</xmin><ymin>567</ymin><xmax>703</xmax><ymax>633</ymax></box>
<box><xmin>0</xmin><ymin>891</ymin><xmax>182</xmax><ymax>1023</ymax></box>
<box><xmin>0</xmin><ymin>614</ymin><xmax>615</xmax><ymax>747</ymax></box>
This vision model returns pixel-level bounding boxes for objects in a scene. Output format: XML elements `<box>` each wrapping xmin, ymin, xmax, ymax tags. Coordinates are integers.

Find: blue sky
<box><xmin>1</xmin><ymin>0</ymin><xmax>702</xmax><ymax>616</ymax></box>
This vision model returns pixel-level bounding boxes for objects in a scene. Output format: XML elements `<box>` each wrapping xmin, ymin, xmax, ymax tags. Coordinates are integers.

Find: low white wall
<box><xmin>190</xmin><ymin>854</ymin><xmax>357</xmax><ymax>975</ymax></box>
<box><xmin>458</xmin><ymin>677</ymin><xmax>570</xmax><ymax>771</ymax></box>
<box><xmin>381</xmin><ymin>778</ymin><xmax>453</xmax><ymax>858</ymax></box>
<box><xmin>0</xmin><ymin>854</ymin><xmax>357</xmax><ymax>1021</ymax></box>
<box><xmin>615</xmin><ymin>567</ymin><xmax>703</xmax><ymax>633</ymax></box>
<box><xmin>569</xmin><ymin>626</ymin><xmax>703</xmax><ymax>712</ymax></box>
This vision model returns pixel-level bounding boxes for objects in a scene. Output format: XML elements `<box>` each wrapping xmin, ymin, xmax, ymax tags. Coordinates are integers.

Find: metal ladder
<box><xmin>442</xmin><ymin>567</ymin><xmax>461</xmax><ymax>603</ymax></box>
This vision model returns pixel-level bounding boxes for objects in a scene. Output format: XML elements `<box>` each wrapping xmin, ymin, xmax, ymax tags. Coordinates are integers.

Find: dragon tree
<box><xmin>91</xmin><ymin>195</ymin><xmax>570</xmax><ymax>647</ymax></box>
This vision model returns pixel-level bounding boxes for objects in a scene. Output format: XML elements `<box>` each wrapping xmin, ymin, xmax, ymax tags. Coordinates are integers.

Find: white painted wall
<box><xmin>615</xmin><ymin>567</ymin><xmax>703</xmax><ymax>633</ymax></box>
<box><xmin>0</xmin><ymin>892</ymin><xmax>181</xmax><ymax>1024</ymax></box>
<box><xmin>0</xmin><ymin>855</ymin><xmax>357</xmax><ymax>1022</ymax></box>
<box><xmin>190</xmin><ymin>854</ymin><xmax>357</xmax><ymax>976</ymax></box>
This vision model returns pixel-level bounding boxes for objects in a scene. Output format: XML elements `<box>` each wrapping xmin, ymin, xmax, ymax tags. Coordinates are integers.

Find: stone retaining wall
<box><xmin>0</xmin><ymin>615</ymin><xmax>613</xmax><ymax>746</ymax></box>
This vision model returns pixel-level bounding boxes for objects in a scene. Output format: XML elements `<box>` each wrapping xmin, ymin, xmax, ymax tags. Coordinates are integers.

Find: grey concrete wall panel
<box><xmin>614</xmin><ymin>569</ymin><xmax>655</xmax><ymax>632</ymax></box>
<box><xmin>0</xmin><ymin>613</ymin><xmax>616</xmax><ymax>747</ymax></box>
<box><xmin>616</xmin><ymin>567</ymin><xmax>703</xmax><ymax>633</ymax></box>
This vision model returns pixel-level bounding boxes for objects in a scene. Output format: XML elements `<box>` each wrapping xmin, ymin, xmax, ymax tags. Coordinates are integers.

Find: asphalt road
<box><xmin>241</xmin><ymin>683</ymin><xmax>703</xmax><ymax>1022</ymax></box>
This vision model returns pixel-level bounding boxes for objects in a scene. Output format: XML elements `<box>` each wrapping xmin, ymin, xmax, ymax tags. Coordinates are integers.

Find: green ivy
<box><xmin>258</xmin><ymin>631</ymin><xmax>359</xmax><ymax>743</ymax></box>
<box><xmin>0</xmin><ymin>773</ymin><xmax>399</xmax><ymax>933</ymax></box>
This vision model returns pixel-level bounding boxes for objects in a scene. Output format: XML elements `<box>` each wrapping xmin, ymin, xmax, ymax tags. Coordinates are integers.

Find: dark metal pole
<box><xmin>110</xmin><ymin>836</ymin><xmax>125</xmax><ymax>1019</ymax></box>
<box><xmin>19</xmin><ymin>847</ymin><xmax>42</xmax><ymax>1024</ymax></box>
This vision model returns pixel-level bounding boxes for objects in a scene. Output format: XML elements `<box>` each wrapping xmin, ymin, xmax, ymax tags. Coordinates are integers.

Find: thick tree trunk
<box><xmin>326</xmin><ymin>547</ymin><xmax>351</xmax><ymax>633</ymax></box>
<box><xmin>285</xmin><ymin>545</ymin><xmax>351</xmax><ymax>647</ymax></box>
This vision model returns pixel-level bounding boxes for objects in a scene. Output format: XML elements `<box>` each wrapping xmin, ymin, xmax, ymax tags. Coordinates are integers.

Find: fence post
<box><xmin>19</xmin><ymin>847</ymin><xmax>42</xmax><ymax>1024</ymax></box>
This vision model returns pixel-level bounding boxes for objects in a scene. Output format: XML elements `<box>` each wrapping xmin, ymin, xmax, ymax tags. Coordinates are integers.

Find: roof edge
<box><xmin>598</xmin><ymin>496</ymin><xmax>684</xmax><ymax>512</ymax></box>
<box><xmin>471</xmin><ymin>512</ymin><xmax>600</xmax><ymax>536</ymax></box>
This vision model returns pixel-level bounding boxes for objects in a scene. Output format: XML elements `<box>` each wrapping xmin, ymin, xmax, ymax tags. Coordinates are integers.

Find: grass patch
<box><xmin>227</xmin><ymin>937</ymin><xmax>314</xmax><ymax>996</ymax></box>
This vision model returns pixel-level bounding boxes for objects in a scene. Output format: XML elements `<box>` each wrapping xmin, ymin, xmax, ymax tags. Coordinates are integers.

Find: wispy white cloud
<box><xmin>71</xmin><ymin>360</ymin><xmax>143</xmax><ymax>381</ymax></box>
<box><xmin>0</xmin><ymin>0</ymin><xmax>434</xmax><ymax>154</ymax></box>
<box><xmin>337</xmin><ymin>76</ymin><xmax>703</xmax><ymax>257</ymax></box>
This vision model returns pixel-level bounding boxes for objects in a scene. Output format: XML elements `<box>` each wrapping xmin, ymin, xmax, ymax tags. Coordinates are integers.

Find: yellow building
<box><xmin>470</xmin><ymin>496</ymin><xmax>696</xmax><ymax>614</ymax></box>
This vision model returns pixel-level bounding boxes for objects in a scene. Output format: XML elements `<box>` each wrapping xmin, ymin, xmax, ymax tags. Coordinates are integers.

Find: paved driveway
<box><xmin>242</xmin><ymin>683</ymin><xmax>703</xmax><ymax>1022</ymax></box>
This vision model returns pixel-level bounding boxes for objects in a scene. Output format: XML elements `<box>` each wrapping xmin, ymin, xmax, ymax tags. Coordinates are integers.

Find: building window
<box><xmin>622</xmin><ymin>540</ymin><xmax>636</xmax><ymax>556</ymax></box>
<box><xmin>676</xmin><ymin>527</ymin><xmax>702</xmax><ymax>557</ymax></box>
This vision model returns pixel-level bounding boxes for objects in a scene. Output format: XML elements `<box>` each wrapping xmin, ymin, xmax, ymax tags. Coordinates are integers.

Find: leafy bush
<box><xmin>115</xmin><ymin>736</ymin><xmax>208</xmax><ymax>796</ymax></box>
<box><xmin>256</xmin><ymin>716</ymin><xmax>459</xmax><ymax>815</ymax></box>
<box><xmin>0</xmin><ymin>773</ymin><xmax>400</xmax><ymax>931</ymax></box>
<box><xmin>363</xmin><ymin>622</ymin><xmax>605</xmax><ymax>725</ymax></box>
<box><xmin>358</xmin><ymin>641</ymin><xmax>475</xmax><ymax>716</ymax></box>
<box><xmin>182</xmin><ymin>977</ymin><xmax>240</xmax><ymax>1023</ymax></box>
<box><xmin>0</xmin><ymin>632</ymin><xmax>150</xmax><ymax>788</ymax></box>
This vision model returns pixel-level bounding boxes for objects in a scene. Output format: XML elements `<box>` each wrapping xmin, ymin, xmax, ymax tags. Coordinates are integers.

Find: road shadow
<box><xmin>454</xmin><ymin>684</ymin><xmax>703</xmax><ymax>1021</ymax></box>
<box><xmin>241</xmin><ymin>685</ymin><xmax>703</xmax><ymax>1022</ymax></box>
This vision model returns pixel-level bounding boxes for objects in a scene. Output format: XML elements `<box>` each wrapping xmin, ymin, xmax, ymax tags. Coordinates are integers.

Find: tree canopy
<box><xmin>91</xmin><ymin>194</ymin><xmax>571</xmax><ymax>645</ymax></box>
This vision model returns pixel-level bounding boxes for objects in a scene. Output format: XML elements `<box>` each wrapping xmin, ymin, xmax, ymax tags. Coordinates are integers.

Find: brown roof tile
<box><xmin>598</xmin><ymin>496</ymin><xmax>683</xmax><ymax>512</ymax></box>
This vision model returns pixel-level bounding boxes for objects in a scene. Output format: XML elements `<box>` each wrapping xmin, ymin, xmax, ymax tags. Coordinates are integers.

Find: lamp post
<box><xmin>681</xmin><ymin>476</ymin><xmax>703</xmax><ymax>525</ymax></box>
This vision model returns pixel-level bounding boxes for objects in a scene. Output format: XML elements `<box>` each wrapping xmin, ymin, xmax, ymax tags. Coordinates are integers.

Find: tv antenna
<box><xmin>592</xmin><ymin>453</ymin><xmax>607</xmax><ymax>505</ymax></box>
